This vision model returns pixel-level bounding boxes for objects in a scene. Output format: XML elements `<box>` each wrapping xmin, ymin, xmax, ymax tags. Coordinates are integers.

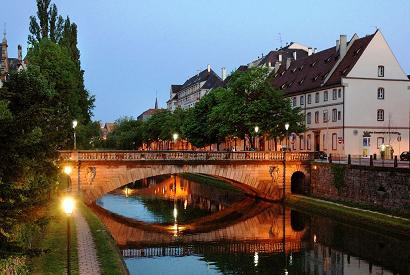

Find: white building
<box><xmin>167</xmin><ymin>65</ymin><xmax>224</xmax><ymax>111</ymax></box>
<box><xmin>271</xmin><ymin>30</ymin><xmax>410</xmax><ymax>157</ymax></box>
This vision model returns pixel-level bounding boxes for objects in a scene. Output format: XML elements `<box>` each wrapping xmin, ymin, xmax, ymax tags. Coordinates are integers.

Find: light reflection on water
<box><xmin>94</xmin><ymin>174</ymin><xmax>410</xmax><ymax>275</ymax></box>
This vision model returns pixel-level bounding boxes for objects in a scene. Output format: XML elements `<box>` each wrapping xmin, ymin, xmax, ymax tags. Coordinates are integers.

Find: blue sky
<box><xmin>3</xmin><ymin>0</ymin><xmax>410</xmax><ymax>122</ymax></box>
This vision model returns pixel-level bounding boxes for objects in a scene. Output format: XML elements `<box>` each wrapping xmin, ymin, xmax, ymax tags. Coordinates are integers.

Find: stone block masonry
<box><xmin>311</xmin><ymin>163</ymin><xmax>410</xmax><ymax>214</ymax></box>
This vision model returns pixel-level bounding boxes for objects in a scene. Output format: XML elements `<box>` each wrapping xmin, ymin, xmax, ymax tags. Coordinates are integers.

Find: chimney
<box><xmin>274</xmin><ymin>61</ymin><xmax>281</xmax><ymax>73</ymax></box>
<box><xmin>308</xmin><ymin>47</ymin><xmax>313</xmax><ymax>56</ymax></box>
<box><xmin>335</xmin><ymin>39</ymin><xmax>340</xmax><ymax>53</ymax></box>
<box><xmin>293</xmin><ymin>51</ymin><xmax>297</xmax><ymax>60</ymax></box>
<box><xmin>207</xmin><ymin>64</ymin><xmax>211</xmax><ymax>73</ymax></box>
<box><xmin>278</xmin><ymin>54</ymin><xmax>282</xmax><ymax>62</ymax></box>
<box><xmin>17</xmin><ymin>45</ymin><xmax>22</xmax><ymax>62</ymax></box>
<box><xmin>339</xmin><ymin>35</ymin><xmax>347</xmax><ymax>58</ymax></box>
<box><xmin>313</xmin><ymin>48</ymin><xmax>317</xmax><ymax>54</ymax></box>
<box><xmin>221</xmin><ymin>67</ymin><xmax>227</xmax><ymax>81</ymax></box>
<box><xmin>286</xmin><ymin>58</ymin><xmax>291</xmax><ymax>70</ymax></box>
<box><xmin>267</xmin><ymin>61</ymin><xmax>272</xmax><ymax>67</ymax></box>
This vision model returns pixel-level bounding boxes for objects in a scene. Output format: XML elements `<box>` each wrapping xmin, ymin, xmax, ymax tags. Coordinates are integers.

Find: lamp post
<box><xmin>62</xmin><ymin>196</ymin><xmax>75</xmax><ymax>275</ymax></box>
<box><xmin>254</xmin><ymin>126</ymin><xmax>259</xmax><ymax>151</ymax></box>
<box><xmin>283</xmin><ymin>123</ymin><xmax>290</xmax><ymax>201</ymax></box>
<box><xmin>72</xmin><ymin>120</ymin><xmax>78</xmax><ymax>150</ymax></box>
<box><xmin>173</xmin><ymin>133</ymin><xmax>179</xmax><ymax>150</ymax></box>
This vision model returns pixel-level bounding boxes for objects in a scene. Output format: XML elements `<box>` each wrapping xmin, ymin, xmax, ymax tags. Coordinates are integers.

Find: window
<box><xmin>315</xmin><ymin>111</ymin><xmax>319</xmax><ymax>123</ymax></box>
<box><xmin>307</xmin><ymin>94</ymin><xmax>312</xmax><ymax>104</ymax></box>
<box><xmin>292</xmin><ymin>97</ymin><xmax>297</xmax><ymax>107</ymax></box>
<box><xmin>338</xmin><ymin>89</ymin><xmax>342</xmax><ymax>98</ymax></box>
<box><xmin>299</xmin><ymin>135</ymin><xmax>304</xmax><ymax>150</ymax></box>
<box><xmin>378</xmin><ymin>65</ymin><xmax>384</xmax><ymax>77</ymax></box>
<box><xmin>377</xmin><ymin>88</ymin><xmax>385</xmax><ymax>99</ymax></box>
<box><xmin>300</xmin><ymin>95</ymin><xmax>304</xmax><ymax>105</ymax></box>
<box><xmin>324</xmin><ymin>91</ymin><xmax>328</xmax><ymax>101</ymax></box>
<box><xmin>332</xmin><ymin>133</ymin><xmax>337</xmax><ymax>150</ymax></box>
<box><xmin>338</xmin><ymin>111</ymin><xmax>341</xmax><ymax>120</ymax></box>
<box><xmin>315</xmin><ymin>92</ymin><xmax>319</xmax><ymax>103</ymax></box>
<box><xmin>332</xmin><ymin>89</ymin><xmax>337</xmax><ymax>100</ymax></box>
<box><xmin>377</xmin><ymin>137</ymin><xmax>385</xmax><ymax>148</ymax></box>
<box><xmin>323</xmin><ymin>134</ymin><xmax>327</xmax><ymax>150</ymax></box>
<box><xmin>307</xmin><ymin>112</ymin><xmax>311</xmax><ymax>124</ymax></box>
<box><xmin>307</xmin><ymin>134</ymin><xmax>311</xmax><ymax>150</ymax></box>
<box><xmin>377</xmin><ymin>109</ymin><xmax>384</xmax><ymax>121</ymax></box>
<box><xmin>332</xmin><ymin>109</ymin><xmax>337</xmax><ymax>122</ymax></box>
<box><xmin>363</xmin><ymin>137</ymin><xmax>370</xmax><ymax>147</ymax></box>
<box><xmin>323</xmin><ymin>110</ymin><xmax>329</xmax><ymax>123</ymax></box>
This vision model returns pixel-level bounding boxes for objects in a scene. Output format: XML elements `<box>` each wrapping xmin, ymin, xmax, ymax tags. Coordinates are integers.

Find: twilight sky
<box><xmin>3</xmin><ymin>0</ymin><xmax>410</xmax><ymax>122</ymax></box>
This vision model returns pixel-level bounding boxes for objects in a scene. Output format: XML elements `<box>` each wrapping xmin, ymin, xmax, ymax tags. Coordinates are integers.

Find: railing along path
<box><xmin>59</xmin><ymin>150</ymin><xmax>314</xmax><ymax>162</ymax></box>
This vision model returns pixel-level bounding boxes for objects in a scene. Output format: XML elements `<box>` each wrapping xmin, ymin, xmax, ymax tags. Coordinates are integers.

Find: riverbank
<box><xmin>31</xmin><ymin>200</ymin><xmax>79</xmax><ymax>274</ymax></box>
<box><xmin>79</xmin><ymin>201</ymin><xmax>129</xmax><ymax>275</ymax></box>
<box><xmin>286</xmin><ymin>195</ymin><xmax>410</xmax><ymax>238</ymax></box>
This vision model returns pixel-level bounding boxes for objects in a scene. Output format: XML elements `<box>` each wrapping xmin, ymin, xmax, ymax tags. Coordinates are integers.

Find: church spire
<box><xmin>154</xmin><ymin>92</ymin><xmax>158</xmax><ymax>109</ymax></box>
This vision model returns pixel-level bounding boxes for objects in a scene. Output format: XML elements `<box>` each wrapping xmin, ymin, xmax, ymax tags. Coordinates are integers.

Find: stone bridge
<box><xmin>59</xmin><ymin>150</ymin><xmax>313</xmax><ymax>203</ymax></box>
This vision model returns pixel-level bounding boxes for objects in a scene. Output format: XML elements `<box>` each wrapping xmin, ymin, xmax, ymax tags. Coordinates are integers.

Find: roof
<box><xmin>257</xmin><ymin>48</ymin><xmax>308</xmax><ymax>67</ymax></box>
<box><xmin>270</xmin><ymin>33</ymin><xmax>375</xmax><ymax>95</ymax></box>
<box><xmin>104</xmin><ymin>123</ymin><xmax>116</xmax><ymax>132</ymax></box>
<box><xmin>182</xmin><ymin>68</ymin><xmax>223</xmax><ymax>90</ymax></box>
<box><xmin>171</xmin><ymin>84</ymin><xmax>182</xmax><ymax>94</ymax></box>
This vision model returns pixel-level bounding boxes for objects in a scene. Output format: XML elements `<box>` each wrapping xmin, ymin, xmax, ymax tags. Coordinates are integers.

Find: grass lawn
<box><xmin>287</xmin><ymin>195</ymin><xmax>410</xmax><ymax>238</ymax></box>
<box><xmin>31</xmin><ymin>200</ymin><xmax>79</xmax><ymax>274</ymax></box>
<box><xmin>78</xmin><ymin>201</ymin><xmax>128</xmax><ymax>275</ymax></box>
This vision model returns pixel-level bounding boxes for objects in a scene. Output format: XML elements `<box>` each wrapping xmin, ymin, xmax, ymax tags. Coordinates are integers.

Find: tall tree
<box><xmin>28</xmin><ymin>0</ymin><xmax>64</xmax><ymax>44</ymax></box>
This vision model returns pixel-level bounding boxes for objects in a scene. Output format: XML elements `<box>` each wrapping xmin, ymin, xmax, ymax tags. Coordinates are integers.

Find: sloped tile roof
<box><xmin>271</xmin><ymin>34</ymin><xmax>375</xmax><ymax>95</ymax></box>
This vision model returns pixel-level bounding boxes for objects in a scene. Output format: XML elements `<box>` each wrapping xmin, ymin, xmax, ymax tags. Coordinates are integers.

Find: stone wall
<box><xmin>310</xmin><ymin>163</ymin><xmax>410</xmax><ymax>213</ymax></box>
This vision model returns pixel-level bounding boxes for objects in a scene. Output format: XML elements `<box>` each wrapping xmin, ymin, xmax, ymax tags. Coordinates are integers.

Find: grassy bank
<box><xmin>31</xmin><ymin>200</ymin><xmax>79</xmax><ymax>274</ymax></box>
<box><xmin>180</xmin><ymin>173</ymin><xmax>242</xmax><ymax>193</ymax></box>
<box><xmin>287</xmin><ymin>195</ymin><xmax>410</xmax><ymax>238</ymax></box>
<box><xmin>78</xmin><ymin>201</ymin><xmax>128</xmax><ymax>275</ymax></box>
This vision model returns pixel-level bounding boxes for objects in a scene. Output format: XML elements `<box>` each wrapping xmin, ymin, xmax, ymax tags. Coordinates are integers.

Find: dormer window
<box><xmin>298</xmin><ymin>78</ymin><xmax>305</xmax><ymax>85</ymax></box>
<box><xmin>313</xmin><ymin>75</ymin><xmax>319</xmax><ymax>81</ymax></box>
<box><xmin>281</xmin><ymin>71</ymin><xmax>285</xmax><ymax>76</ymax></box>
<box><xmin>291</xmin><ymin>68</ymin><xmax>297</xmax><ymax>73</ymax></box>
<box><xmin>311</xmin><ymin>61</ymin><xmax>317</xmax><ymax>67</ymax></box>
<box><xmin>378</xmin><ymin>65</ymin><xmax>384</xmax><ymax>77</ymax></box>
<box><xmin>354</xmin><ymin>48</ymin><xmax>362</xmax><ymax>55</ymax></box>
<box><xmin>325</xmin><ymin>56</ymin><xmax>332</xmax><ymax>63</ymax></box>
<box><xmin>299</xmin><ymin>65</ymin><xmax>304</xmax><ymax>71</ymax></box>
<box><xmin>281</xmin><ymin>83</ymin><xmax>286</xmax><ymax>89</ymax></box>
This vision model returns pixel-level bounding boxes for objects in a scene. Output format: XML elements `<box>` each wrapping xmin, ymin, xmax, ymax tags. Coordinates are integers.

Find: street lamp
<box><xmin>72</xmin><ymin>120</ymin><xmax>78</xmax><ymax>150</ymax></box>
<box><xmin>254</xmin><ymin>126</ymin><xmax>259</xmax><ymax>151</ymax></box>
<box><xmin>172</xmin><ymin>133</ymin><xmax>179</xmax><ymax>150</ymax></box>
<box><xmin>284</xmin><ymin>122</ymin><xmax>290</xmax><ymax>148</ymax></box>
<box><xmin>62</xmin><ymin>196</ymin><xmax>75</xmax><ymax>275</ymax></box>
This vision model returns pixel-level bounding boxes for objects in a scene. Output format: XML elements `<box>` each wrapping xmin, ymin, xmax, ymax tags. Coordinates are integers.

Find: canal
<box><xmin>94</xmin><ymin>174</ymin><xmax>410</xmax><ymax>275</ymax></box>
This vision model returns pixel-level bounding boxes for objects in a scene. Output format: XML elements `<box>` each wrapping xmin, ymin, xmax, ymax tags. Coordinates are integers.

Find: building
<box><xmin>137</xmin><ymin>97</ymin><xmax>164</xmax><ymax>121</ymax></box>
<box><xmin>0</xmin><ymin>31</ymin><xmax>26</xmax><ymax>88</ymax></box>
<box><xmin>100</xmin><ymin>122</ymin><xmax>116</xmax><ymax>140</ymax></box>
<box><xmin>271</xmin><ymin>30</ymin><xmax>410</xmax><ymax>157</ymax></box>
<box><xmin>167</xmin><ymin>65</ymin><xmax>224</xmax><ymax>111</ymax></box>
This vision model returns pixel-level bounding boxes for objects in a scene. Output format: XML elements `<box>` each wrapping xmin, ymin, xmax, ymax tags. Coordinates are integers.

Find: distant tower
<box><xmin>154</xmin><ymin>92</ymin><xmax>158</xmax><ymax>109</ymax></box>
<box><xmin>1</xmin><ymin>25</ymin><xmax>9</xmax><ymax>79</ymax></box>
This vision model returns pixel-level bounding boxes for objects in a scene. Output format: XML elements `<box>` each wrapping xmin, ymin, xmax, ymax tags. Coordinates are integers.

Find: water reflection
<box><xmin>94</xmin><ymin>174</ymin><xmax>410</xmax><ymax>275</ymax></box>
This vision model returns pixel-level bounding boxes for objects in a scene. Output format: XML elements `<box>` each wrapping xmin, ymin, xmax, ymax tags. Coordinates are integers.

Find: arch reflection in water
<box><xmin>94</xmin><ymin>174</ymin><xmax>410</xmax><ymax>275</ymax></box>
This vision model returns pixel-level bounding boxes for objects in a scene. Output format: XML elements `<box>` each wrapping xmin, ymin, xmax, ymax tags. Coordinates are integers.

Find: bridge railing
<box><xmin>59</xmin><ymin>150</ymin><xmax>314</xmax><ymax>162</ymax></box>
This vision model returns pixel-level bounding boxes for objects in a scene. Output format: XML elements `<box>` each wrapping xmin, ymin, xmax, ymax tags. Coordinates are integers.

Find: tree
<box><xmin>27</xmin><ymin>39</ymin><xmax>94</xmax><ymax>147</ymax></box>
<box><xmin>28</xmin><ymin>0</ymin><xmax>64</xmax><ymax>44</ymax></box>
<box><xmin>0</xmin><ymin>68</ymin><xmax>61</xmax><ymax>254</ymax></box>
<box><xmin>105</xmin><ymin>118</ymin><xmax>144</xmax><ymax>150</ymax></box>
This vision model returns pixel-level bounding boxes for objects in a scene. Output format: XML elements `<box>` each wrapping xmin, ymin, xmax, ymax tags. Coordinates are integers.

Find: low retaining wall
<box><xmin>310</xmin><ymin>163</ymin><xmax>410</xmax><ymax>214</ymax></box>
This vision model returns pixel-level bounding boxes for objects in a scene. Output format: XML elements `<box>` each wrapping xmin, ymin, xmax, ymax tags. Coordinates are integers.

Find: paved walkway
<box><xmin>74</xmin><ymin>212</ymin><xmax>101</xmax><ymax>275</ymax></box>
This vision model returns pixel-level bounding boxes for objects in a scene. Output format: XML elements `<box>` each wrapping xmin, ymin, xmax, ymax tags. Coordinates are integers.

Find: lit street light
<box><xmin>62</xmin><ymin>196</ymin><xmax>75</xmax><ymax>275</ymax></box>
<box><xmin>172</xmin><ymin>133</ymin><xmax>179</xmax><ymax>150</ymax></box>
<box><xmin>254</xmin><ymin>126</ymin><xmax>259</xmax><ymax>150</ymax></box>
<box><xmin>72</xmin><ymin>120</ymin><xmax>78</xmax><ymax>150</ymax></box>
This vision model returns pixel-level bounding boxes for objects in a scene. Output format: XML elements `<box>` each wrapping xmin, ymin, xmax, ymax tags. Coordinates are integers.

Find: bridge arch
<box><xmin>290</xmin><ymin>171</ymin><xmax>306</xmax><ymax>194</ymax></box>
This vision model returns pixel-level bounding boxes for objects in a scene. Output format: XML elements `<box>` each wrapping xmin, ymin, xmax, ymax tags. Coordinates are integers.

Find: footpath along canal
<box><xmin>89</xmin><ymin>173</ymin><xmax>410</xmax><ymax>275</ymax></box>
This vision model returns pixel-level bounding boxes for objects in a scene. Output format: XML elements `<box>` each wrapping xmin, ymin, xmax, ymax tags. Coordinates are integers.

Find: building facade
<box><xmin>271</xmin><ymin>30</ymin><xmax>409</xmax><ymax>157</ymax></box>
<box><xmin>167</xmin><ymin>65</ymin><xmax>224</xmax><ymax>111</ymax></box>
<box><xmin>0</xmin><ymin>32</ymin><xmax>25</xmax><ymax>88</ymax></box>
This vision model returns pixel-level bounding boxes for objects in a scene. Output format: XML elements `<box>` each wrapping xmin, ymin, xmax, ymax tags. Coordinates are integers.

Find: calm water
<box><xmin>95</xmin><ymin>174</ymin><xmax>410</xmax><ymax>275</ymax></box>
